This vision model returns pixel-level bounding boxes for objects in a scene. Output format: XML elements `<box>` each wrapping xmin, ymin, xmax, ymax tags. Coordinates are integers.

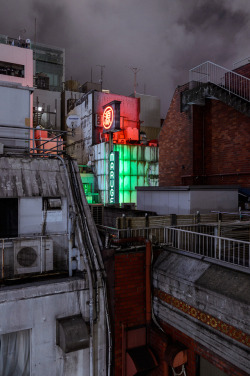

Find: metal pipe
<box><xmin>145</xmin><ymin>239</ymin><xmax>152</xmax><ymax>324</ymax></box>
<box><xmin>1</xmin><ymin>240</ymin><xmax>4</xmax><ymax>279</ymax></box>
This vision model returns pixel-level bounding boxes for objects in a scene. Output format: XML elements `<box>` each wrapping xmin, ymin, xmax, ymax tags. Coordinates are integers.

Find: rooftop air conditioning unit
<box><xmin>14</xmin><ymin>238</ymin><xmax>53</xmax><ymax>275</ymax></box>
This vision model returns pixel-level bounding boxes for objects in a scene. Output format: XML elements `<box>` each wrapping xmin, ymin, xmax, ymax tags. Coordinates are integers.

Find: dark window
<box><xmin>0</xmin><ymin>199</ymin><xmax>18</xmax><ymax>238</ymax></box>
<box><xmin>196</xmin><ymin>355</ymin><xmax>227</xmax><ymax>376</ymax></box>
<box><xmin>0</xmin><ymin>61</ymin><xmax>24</xmax><ymax>78</ymax></box>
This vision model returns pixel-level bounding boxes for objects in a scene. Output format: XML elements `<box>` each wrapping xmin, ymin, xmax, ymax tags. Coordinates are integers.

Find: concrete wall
<box><xmin>0</xmin><ymin>279</ymin><xmax>106</xmax><ymax>376</ymax></box>
<box><xmin>66</xmin><ymin>92</ymin><xmax>93</xmax><ymax>165</ymax></box>
<box><xmin>190</xmin><ymin>190</ymin><xmax>238</xmax><ymax>213</ymax></box>
<box><xmin>135</xmin><ymin>93</ymin><xmax>161</xmax><ymax>128</ymax></box>
<box><xmin>0</xmin><ymin>44</ymin><xmax>33</xmax><ymax>87</ymax></box>
<box><xmin>153</xmin><ymin>251</ymin><xmax>250</xmax><ymax>375</ymax></box>
<box><xmin>136</xmin><ymin>187</ymin><xmax>238</xmax><ymax>214</ymax></box>
<box><xmin>0</xmin><ymin>85</ymin><xmax>31</xmax><ymax>149</ymax></box>
<box><xmin>137</xmin><ymin>189</ymin><xmax>190</xmax><ymax>214</ymax></box>
<box><xmin>19</xmin><ymin>197</ymin><xmax>68</xmax><ymax>235</ymax></box>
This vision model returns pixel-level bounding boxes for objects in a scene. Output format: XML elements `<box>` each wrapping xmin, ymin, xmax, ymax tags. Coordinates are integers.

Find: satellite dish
<box><xmin>66</xmin><ymin>115</ymin><xmax>81</xmax><ymax>129</ymax></box>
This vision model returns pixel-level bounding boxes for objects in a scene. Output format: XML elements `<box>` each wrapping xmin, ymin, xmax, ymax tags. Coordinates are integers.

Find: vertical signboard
<box><xmin>109</xmin><ymin>151</ymin><xmax>119</xmax><ymax>203</ymax></box>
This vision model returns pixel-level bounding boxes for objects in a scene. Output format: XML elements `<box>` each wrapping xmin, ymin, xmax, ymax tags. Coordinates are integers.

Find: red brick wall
<box><xmin>114</xmin><ymin>250</ymin><xmax>146</xmax><ymax>375</ymax></box>
<box><xmin>159</xmin><ymin>84</ymin><xmax>194</xmax><ymax>186</ymax></box>
<box><xmin>202</xmin><ymin>99</ymin><xmax>250</xmax><ymax>186</ymax></box>
<box><xmin>159</xmin><ymin>82</ymin><xmax>250</xmax><ymax>187</ymax></box>
<box><xmin>149</xmin><ymin>320</ymin><xmax>249</xmax><ymax>376</ymax></box>
<box><xmin>233</xmin><ymin>62</ymin><xmax>250</xmax><ymax>78</ymax></box>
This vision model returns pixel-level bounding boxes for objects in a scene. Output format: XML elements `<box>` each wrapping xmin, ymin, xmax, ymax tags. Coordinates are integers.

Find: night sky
<box><xmin>0</xmin><ymin>0</ymin><xmax>249</xmax><ymax>117</ymax></box>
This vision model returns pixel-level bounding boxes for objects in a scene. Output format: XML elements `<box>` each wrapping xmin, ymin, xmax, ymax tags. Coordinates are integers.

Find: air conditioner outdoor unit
<box><xmin>14</xmin><ymin>238</ymin><xmax>53</xmax><ymax>275</ymax></box>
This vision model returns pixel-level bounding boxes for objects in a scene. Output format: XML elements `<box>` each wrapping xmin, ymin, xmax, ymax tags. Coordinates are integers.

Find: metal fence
<box><xmin>165</xmin><ymin>227</ymin><xmax>250</xmax><ymax>269</ymax></box>
<box><xmin>189</xmin><ymin>61</ymin><xmax>250</xmax><ymax>102</ymax></box>
<box><xmin>0</xmin><ymin>123</ymin><xmax>66</xmax><ymax>156</ymax></box>
<box><xmin>97</xmin><ymin>225</ymin><xmax>165</xmax><ymax>244</ymax></box>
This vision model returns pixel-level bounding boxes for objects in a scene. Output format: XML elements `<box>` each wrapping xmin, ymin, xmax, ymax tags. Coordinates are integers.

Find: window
<box><xmin>0</xmin><ymin>330</ymin><xmax>30</xmax><ymax>376</ymax></box>
<box><xmin>0</xmin><ymin>61</ymin><xmax>24</xmax><ymax>78</ymax></box>
<box><xmin>197</xmin><ymin>356</ymin><xmax>227</xmax><ymax>376</ymax></box>
<box><xmin>0</xmin><ymin>199</ymin><xmax>18</xmax><ymax>238</ymax></box>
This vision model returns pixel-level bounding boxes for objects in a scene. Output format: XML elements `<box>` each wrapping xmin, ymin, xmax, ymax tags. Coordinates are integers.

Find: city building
<box><xmin>97</xmin><ymin>58</ymin><xmax>250</xmax><ymax>376</ymax></box>
<box><xmin>159</xmin><ymin>60</ymin><xmax>250</xmax><ymax>191</ymax></box>
<box><xmin>66</xmin><ymin>91</ymin><xmax>159</xmax><ymax>205</ymax></box>
<box><xmin>101</xmin><ymin>205</ymin><xmax>250</xmax><ymax>376</ymax></box>
<box><xmin>0</xmin><ymin>42</ymin><xmax>33</xmax><ymax>151</ymax></box>
<box><xmin>0</xmin><ymin>34</ymin><xmax>65</xmax><ymax>131</ymax></box>
<box><xmin>0</xmin><ymin>40</ymin><xmax>110</xmax><ymax>376</ymax></box>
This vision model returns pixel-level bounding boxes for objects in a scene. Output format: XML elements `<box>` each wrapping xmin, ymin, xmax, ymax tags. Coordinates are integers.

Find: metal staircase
<box><xmin>182</xmin><ymin>61</ymin><xmax>250</xmax><ymax>116</ymax></box>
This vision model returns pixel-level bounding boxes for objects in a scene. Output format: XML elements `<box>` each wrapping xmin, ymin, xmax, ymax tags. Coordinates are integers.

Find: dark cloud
<box><xmin>179</xmin><ymin>0</ymin><xmax>247</xmax><ymax>32</ymax></box>
<box><xmin>0</xmin><ymin>0</ymin><xmax>250</xmax><ymax>117</ymax></box>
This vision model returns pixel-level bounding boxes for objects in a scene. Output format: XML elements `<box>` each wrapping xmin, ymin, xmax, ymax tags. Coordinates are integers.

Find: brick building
<box><xmin>102</xmin><ymin>215</ymin><xmax>250</xmax><ymax>376</ymax></box>
<box><xmin>102</xmin><ymin>61</ymin><xmax>250</xmax><ymax>376</ymax></box>
<box><xmin>159</xmin><ymin>61</ymin><xmax>250</xmax><ymax>188</ymax></box>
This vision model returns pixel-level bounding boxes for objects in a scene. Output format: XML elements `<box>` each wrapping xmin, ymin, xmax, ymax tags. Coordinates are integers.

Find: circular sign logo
<box><xmin>103</xmin><ymin>106</ymin><xmax>114</xmax><ymax>130</ymax></box>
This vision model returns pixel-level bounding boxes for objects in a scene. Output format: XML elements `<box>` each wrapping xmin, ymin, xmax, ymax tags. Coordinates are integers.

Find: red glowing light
<box><xmin>103</xmin><ymin>106</ymin><xmax>114</xmax><ymax>130</ymax></box>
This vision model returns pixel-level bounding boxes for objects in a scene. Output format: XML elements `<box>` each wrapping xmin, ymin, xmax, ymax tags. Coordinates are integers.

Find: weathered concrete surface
<box><xmin>0</xmin><ymin>277</ymin><xmax>107</xmax><ymax>376</ymax></box>
<box><xmin>0</xmin><ymin>156</ymin><xmax>68</xmax><ymax>198</ymax></box>
<box><xmin>153</xmin><ymin>250</ymin><xmax>250</xmax><ymax>374</ymax></box>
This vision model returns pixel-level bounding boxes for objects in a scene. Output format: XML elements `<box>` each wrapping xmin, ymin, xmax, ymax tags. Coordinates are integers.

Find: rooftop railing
<box><xmin>165</xmin><ymin>226</ymin><xmax>250</xmax><ymax>270</ymax></box>
<box><xmin>98</xmin><ymin>224</ymin><xmax>250</xmax><ymax>270</ymax></box>
<box><xmin>0</xmin><ymin>124</ymin><xmax>66</xmax><ymax>156</ymax></box>
<box><xmin>189</xmin><ymin>61</ymin><xmax>250</xmax><ymax>102</ymax></box>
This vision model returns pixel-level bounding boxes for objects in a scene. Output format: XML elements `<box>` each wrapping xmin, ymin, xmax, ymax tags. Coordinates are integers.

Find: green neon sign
<box><xmin>109</xmin><ymin>151</ymin><xmax>119</xmax><ymax>203</ymax></box>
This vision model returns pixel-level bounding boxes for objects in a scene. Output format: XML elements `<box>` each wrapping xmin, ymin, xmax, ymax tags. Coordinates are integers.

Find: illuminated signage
<box><xmin>102</xmin><ymin>100</ymin><xmax>121</xmax><ymax>133</ymax></box>
<box><xmin>109</xmin><ymin>151</ymin><xmax>119</xmax><ymax>203</ymax></box>
<box><xmin>103</xmin><ymin>106</ymin><xmax>114</xmax><ymax>130</ymax></box>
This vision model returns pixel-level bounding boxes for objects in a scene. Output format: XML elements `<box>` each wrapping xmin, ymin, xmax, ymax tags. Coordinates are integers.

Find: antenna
<box><xmin>97</xmin><ymin>64</ymin><xmax>105</xmax><ymax>91</ymax></box>
<box><xmin>129</xmin><ymin>67</ymin><xmax>141</xmax><ymax>96</ymax></box>
<box><xmin>19</xmin><ymin>28</ymin><xmax>26</xmax><ymax>39</ymax></box>
<box><xmin>34</xmin><ymin>18</ymin><xmax>37</xmax><ymax>77</ymax></box>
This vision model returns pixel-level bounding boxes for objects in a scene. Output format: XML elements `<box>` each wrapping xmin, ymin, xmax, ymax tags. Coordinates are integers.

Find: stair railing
<box><xmin>189</xmin><ymin>61</ymin><xmax>250</xmax><ymax>102</ymax></box>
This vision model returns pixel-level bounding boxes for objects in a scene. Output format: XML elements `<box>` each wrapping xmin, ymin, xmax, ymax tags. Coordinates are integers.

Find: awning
<box><xmin>165</xmin><ymin>343</ymin><xmax>187</xmax><ymax>367</ymax></box>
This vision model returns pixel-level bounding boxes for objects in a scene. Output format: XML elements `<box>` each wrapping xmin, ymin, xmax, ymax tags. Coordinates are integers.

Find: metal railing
<box><xmin>233</xmin><ymin>57</ymin><xmax>250</xmax><ymax>69</ymax></box>
<box><xmin>165</xmin><ymin>227</ymin><xmax>250</xmax><ymax>269</ymax></box>
<box><xmin>0</xmin><ymin>123</ymin><xmax>66</xmax><ymax>156</ymax></box>
<box><xmin>97</xmin><ymin>225</ymin><xmax>165</xmax><ymax>244</ymax></box>
<box><xmin>189</xmin><ymin>61</ymin><xmax>250</xmax><ymax>102</ymax></box>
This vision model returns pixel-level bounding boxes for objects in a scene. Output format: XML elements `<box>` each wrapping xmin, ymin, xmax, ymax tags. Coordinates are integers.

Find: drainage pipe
<box><xmin>52</xmin><ymin>155</ymin><xmax>96</xmax><ymax>376</ymax></box>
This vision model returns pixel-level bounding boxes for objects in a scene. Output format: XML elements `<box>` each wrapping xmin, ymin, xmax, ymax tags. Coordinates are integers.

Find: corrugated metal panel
<box><xmin>0</xmin><ymin>156</ymin><xmax>68</xmax><ymax>197</ymax></box>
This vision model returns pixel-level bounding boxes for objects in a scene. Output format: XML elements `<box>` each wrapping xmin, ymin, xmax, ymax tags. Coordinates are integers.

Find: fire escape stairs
<box><xmin>181</xmin><ymin>82</ymin><xmax>250</xmax><ymax>117</ymax></box>
<box><xmin>182</xmin><ymin>61</ymin><xmax>250</xmax><ymax>117</ymax></box>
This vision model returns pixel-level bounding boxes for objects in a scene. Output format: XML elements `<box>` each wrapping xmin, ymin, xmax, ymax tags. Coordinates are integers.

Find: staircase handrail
<box><xmin>189</xmin><ymin>61</ymin><xmax>250</xmax><ymax>102</ymax></box>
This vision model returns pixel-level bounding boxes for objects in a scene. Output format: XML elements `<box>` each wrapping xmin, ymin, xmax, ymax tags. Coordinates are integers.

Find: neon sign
<box><xmin>102</xmin><ymin>100</ymin><xmax>121</xmax><ymax>133</ymax></box>
<box><xmin>103</xmin><ymin>106</ymin><xmax>114</xmax><ymax>130</ymax></box>
<box><xmin>109</xmin><ymin>151</ymin><xmax>119</xmax><ymax>203</ymax></box>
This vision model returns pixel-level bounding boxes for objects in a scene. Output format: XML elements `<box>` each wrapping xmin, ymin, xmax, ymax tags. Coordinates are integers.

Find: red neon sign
<box><xmin>103</xmin><ymin>106</ymin><xmax>114</xmax><ymax>130</ymax></box>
